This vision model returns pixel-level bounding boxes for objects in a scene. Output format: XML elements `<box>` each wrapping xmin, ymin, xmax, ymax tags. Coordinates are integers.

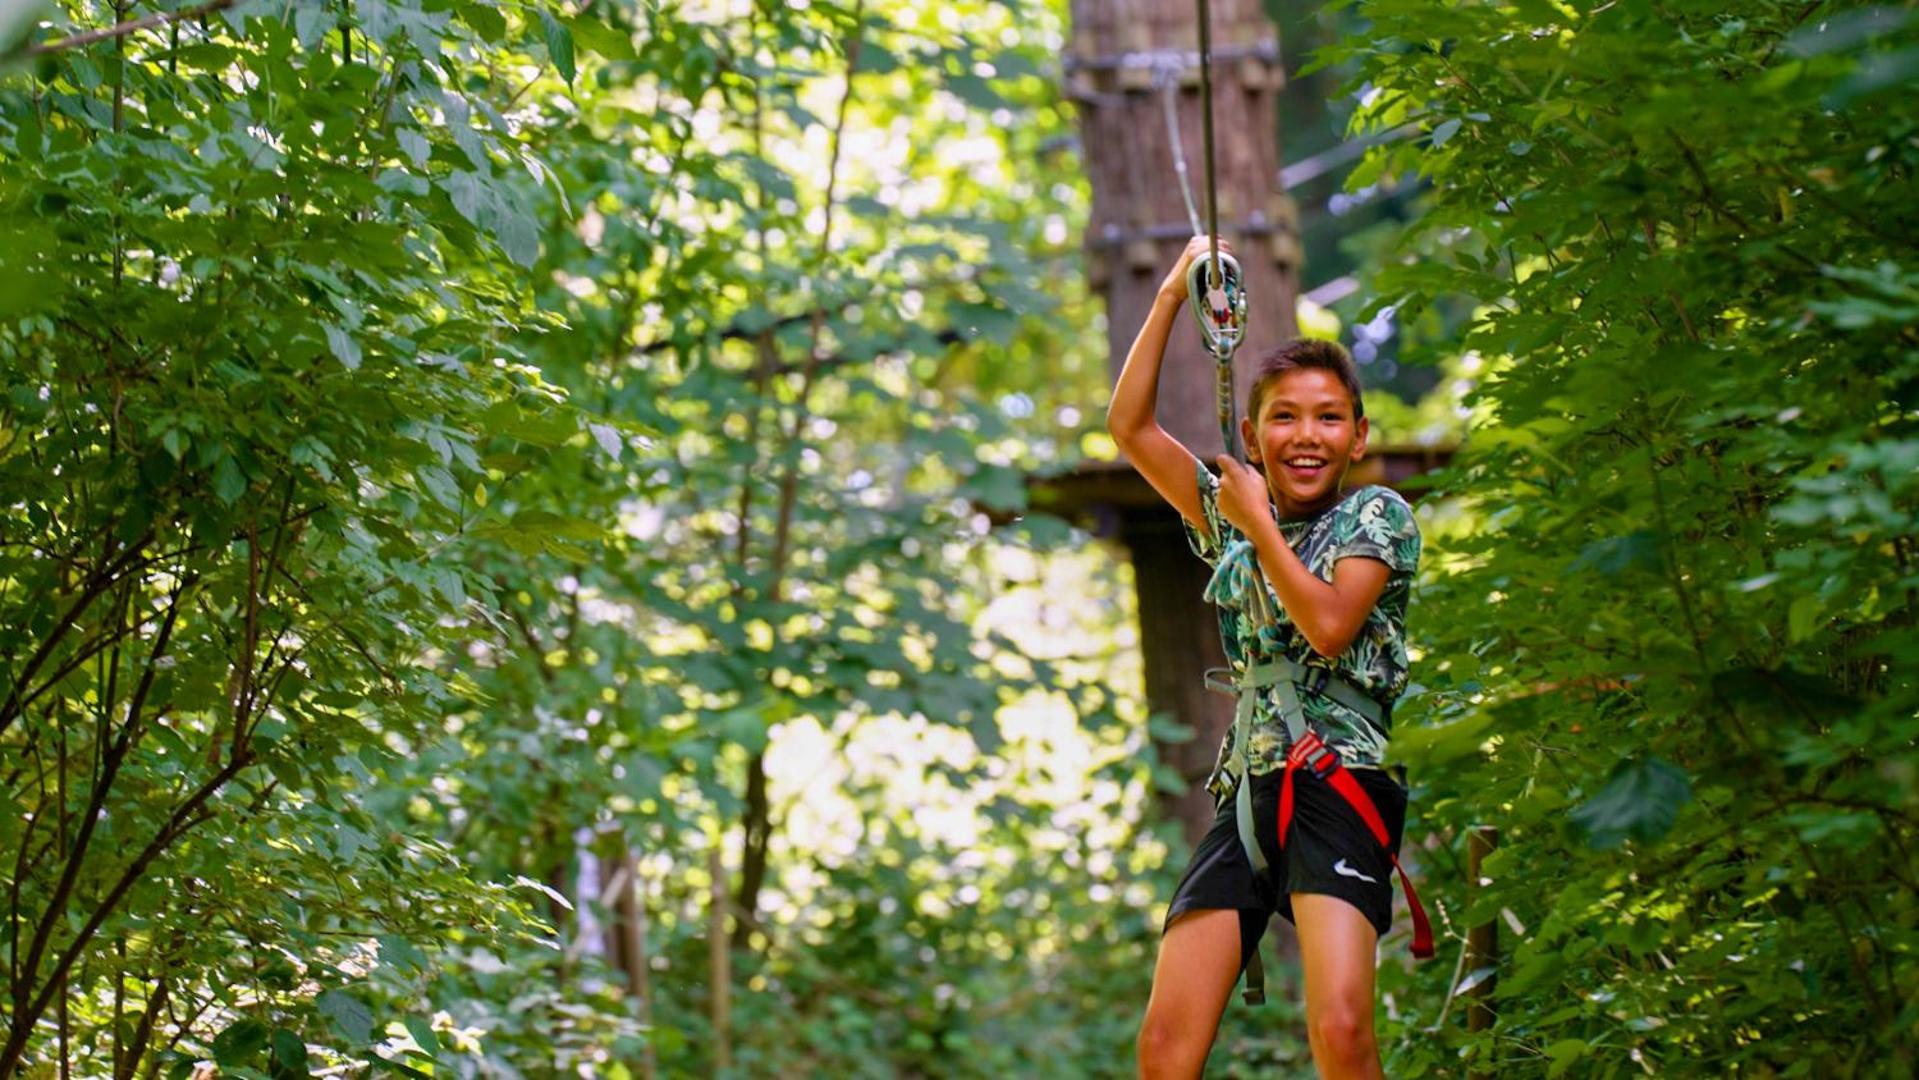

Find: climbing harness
<box><xmin>1201</xmin><ymin>655</ymin><xmax>1436</xmax><ymax>1005</ymax></box>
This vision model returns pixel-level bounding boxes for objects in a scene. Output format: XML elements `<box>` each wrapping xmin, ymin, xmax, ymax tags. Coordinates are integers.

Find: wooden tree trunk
<box><xmin>613</xmin><ymin>845</ymin><xmax>660</xmax><ymax>1080</ymax></box>
<box><xmin>707</xmin><ymin>836</ymin><xmax>732</xmax><ymax>1073</ymax></box>
<box><xmin>1067</xmin><ymin>0</ymin><xmax>1300</xmax><ymax>844</ymax></box>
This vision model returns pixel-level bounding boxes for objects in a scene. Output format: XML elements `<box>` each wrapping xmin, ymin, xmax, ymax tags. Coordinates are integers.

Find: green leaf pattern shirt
<box><xmin>1182</xmin><ymin>461</ymin><xmax>1422</xmax><ymax>793</ymax></box>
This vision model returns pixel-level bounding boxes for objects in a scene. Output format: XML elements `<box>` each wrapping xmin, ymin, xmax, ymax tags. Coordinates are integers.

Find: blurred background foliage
<box><xmin>0</xmin><ymin>0</ymin><xmax>1912</xmax><ymax>1077</ymax></box>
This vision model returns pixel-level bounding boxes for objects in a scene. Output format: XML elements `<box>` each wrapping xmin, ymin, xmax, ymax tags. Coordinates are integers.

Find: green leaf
<box><xmin>513</xmin><ymin>873</ymin><xmax>575</xmax><ymax>912</ymax></box>
<box><xmin>1151</xmin><ymin>761</ymin><xmax>1188</xmax><ymax>795</ymax></box>
<box><xmin>715</xmin><ymin>705</ymin><xmax>770</xmax><ymax>755</ymax></box>
<box><xmin>1147</xmin><ymin>712</ymin><xmax>1197</xmax><ymax>744</ymax></box>
<box><xmin>944</xmin><ymin>71</ymin><xmax>1006</xmax><ymax>110</ymax></box>
<box><xmin>444</xmin><ymin>172</ymin><xmax>488</xmax><ymax>226</ymax></box>
<box><xmin>1564</xmin><ymin>530</ymin><xmax>1663</xmax><ymax>579</ymax></box>
<box><xmin>460</xmin><ymin>4</ymin><xmax>506</xmax><ymax>41</ymax></box>
<box><xmin>416</xmin><ymin>465</ymin><xmax>461</xmax><ymax>510</ymax></box>
<box><xmin>1784</xmin><ymin>8</ymin><xmax>1910</xmax><ymax>57</ymax></box>
<box><xmin>325</xmin><ymin>324</ymin><xmax>362</xmax><ymax>370</ymax></box>
<box><xmin>506</xmin><ymin>510</ymin><xmax>603</xmax><ymax>543</ymax></box>
<box><xmin>496</xmin><ymin>205</ymin><xmax>540</xmax><ymax>268</ymax></box>
<box><xmin>378</xmin><ymin>934</ymin><xmax>429</xmax><ymax>973</ymax></box>
<box><xmin>1544</xmin><ymin>1038</ymin><xmax>1589</xmax><ymax>1079</ymax></box>
<box><xmin>569</xmin><ymin>15</ymin><xmax>635</xmax><ymax>61</ymax></box>
<box><xmin>1788</xmin><ymin>592</ymin><xmax>1825</xmax><ymax>643</ymax></box>
<box><xmin>373</xmin><ymin>1055</ymin><xmax>434</xmax><ymax>1079</ymax></box>
<box><xmin>857</xmin><ymin>42</ymin><xmax>900</xmax><ymax>75</ymax></box>
<box><xmin>213</xmin><ymin>1019</ymin><xmax>270</xmax><ymax>1065</ymax></box>
<box><xmin>212</xmin><ymin>453</ymin><xmax>247</xmax><ymax>505</ymax></box>
<box><xmin>1827</xmin><ymin>46</ymin><xmax>1919</xmax><ymax>108</ymax></box>
<box><xmin>317</xmin><ymin>989</ymin><xmax>373</xmax><ymax>1043</ymax></box>
<box><xmin>291</xmin><ymin>7</ymin><xmax>332</xmax><ymax>48</ymax></box>
<box><xmin>541</xmin><ymin>11</ymin><xmax>577</xmax><ymax>86</ymax></box>
<box><xmin>970</xmin><ymin>710</ymin><xmax>1003</xmax><ymax>754</ymax></box>
<box><xmin>403</xmin><ymin>1015</ymin><xmax>440</xmax><ymax>1057</ymax></box>
<box><xmin>396</xmin><ymin>128</ymin><xmax>430</xmax><ymax>168</ymax></box>
<box><xmin>588</xmin><ymin>422</ymin><xmax>623</xmax><ymax>461</ymax></box>
<box><xmin>271</xmin><ymin>1030</ymin><xmax>309</xmax><ymax>1076</ymax></box>
<box><xmin>1569</xmin><ymin>757</ymin><xmax>1692</xmax><ymax>849</ymax></box>
<box><xmin>965</xmin><ymin>464</ymin><xmax>1027</xmax><ymax>511</ymax></box>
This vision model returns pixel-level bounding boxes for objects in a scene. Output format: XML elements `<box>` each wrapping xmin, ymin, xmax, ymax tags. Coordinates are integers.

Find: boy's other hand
<box><xmin>1159</xmin><ymin>235</ymin><xmax>1236</xmax><ymax>303</ymax></box>
<box><xmin>1214</xmin><ymin>454</ymin><xmax>1274</xmax><ymax>539</ymax></box>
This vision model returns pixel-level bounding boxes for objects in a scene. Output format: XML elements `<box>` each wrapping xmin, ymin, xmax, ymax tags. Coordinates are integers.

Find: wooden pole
<box><xmin>616</xmin><ymin>844</ymin><xmax>660</xmax><ymax>1080</ymax></box>
<box><xmin>708</xmin><ymin>833</ymin><xmax>732</xmax><ymax>1076</ymax></box>
<box><xmin>1466</xmin><ymin>825</ymin><xmax>1500</xmax><ymax>1078</ymax></box>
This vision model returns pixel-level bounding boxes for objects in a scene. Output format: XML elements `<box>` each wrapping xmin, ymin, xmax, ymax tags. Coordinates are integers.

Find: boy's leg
<box><xmin>1292</xmin><ymin>892</ymin><xmax>1385</xmax><ymax>1080</ymax></box>
<box><xmin>1137</xmin><ymin>908</ymin><xmax>1244</xmax><ymax>1080</ymax></box>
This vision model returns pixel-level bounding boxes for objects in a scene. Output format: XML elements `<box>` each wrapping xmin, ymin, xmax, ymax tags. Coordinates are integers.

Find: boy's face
<box><xmin>1241</xmin><ymin>368</ymin><xmax>1368</xmax><ymax>512</ymax></box>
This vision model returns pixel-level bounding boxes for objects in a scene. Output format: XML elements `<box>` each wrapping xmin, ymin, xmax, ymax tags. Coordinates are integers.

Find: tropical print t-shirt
<box><xmin>1182</xmin><ymin>459</ymin><xmax>1422</xmax><ymax>793</ymax></box>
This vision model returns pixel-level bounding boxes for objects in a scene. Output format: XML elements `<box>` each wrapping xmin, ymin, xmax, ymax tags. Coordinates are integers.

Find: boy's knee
<box><xmin>1136</xmin><ymin>1013</ymin><xmax>1175</xmax><ymax>1063</ymax></box>
<box><xmin>1136</xmin><ymin>1011</ymin><xmax>1197</xmax><ymax>1076</ymax></box>
<box><xmin>1309</xmin><ymin>1006</ymin><xmax>1376</xmax><ymax>1065</ymax></box>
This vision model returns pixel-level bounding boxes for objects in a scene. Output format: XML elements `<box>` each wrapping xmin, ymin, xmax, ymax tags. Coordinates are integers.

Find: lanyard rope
<box><xmin>1157</xmin><ymin>68</ymin><xmax>1205</xmax><ymax>239</ymax></box>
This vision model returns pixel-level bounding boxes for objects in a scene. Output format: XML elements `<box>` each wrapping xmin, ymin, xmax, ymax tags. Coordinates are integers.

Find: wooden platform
<box><xmin>1022</xmin><ymin>443</ymin><xmax>1457</xmax><ymax>531</ymax></box>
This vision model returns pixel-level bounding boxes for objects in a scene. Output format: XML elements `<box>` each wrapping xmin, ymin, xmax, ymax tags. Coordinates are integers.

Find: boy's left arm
<box><xmin>1214</xmin><ymin>456</ymin><xmax>1392</xmax><ymax>659</ymax></box>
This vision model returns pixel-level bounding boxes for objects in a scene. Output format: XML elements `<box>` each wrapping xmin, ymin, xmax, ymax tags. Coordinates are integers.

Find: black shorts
<box><xmin>1162</xmin><ymin>765</ymin><xmax>1409</xmax><ymax>974</ymax></box>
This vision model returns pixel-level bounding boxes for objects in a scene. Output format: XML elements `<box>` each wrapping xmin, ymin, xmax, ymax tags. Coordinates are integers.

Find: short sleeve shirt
<box><xmin>1181</xmin><ymin>460</ymin><xmax>1422</xmax><ymax>790</ymax></box>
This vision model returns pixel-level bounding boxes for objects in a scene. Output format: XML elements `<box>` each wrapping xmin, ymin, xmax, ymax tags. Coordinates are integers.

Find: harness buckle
<box><xmin>1301</xmin><ymin>665</ymin><xmax>1331</xmax><ymax>696</ymax></box>
<box><xmin>1201</xmin><ymin>666</ymin><xmax>1239</xmax><ymax>698</ymax></box>
<box><xmin>1286</xmin><ymin>730</ymin><xmax>1341</xmax><ymax>781</ymax></box>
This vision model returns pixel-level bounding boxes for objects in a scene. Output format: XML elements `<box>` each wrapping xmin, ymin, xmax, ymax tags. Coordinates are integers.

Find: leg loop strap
<box><xmin>1279</xmin><ymin>743</ymin><xmax>1437</xmax><ymax>960</ymax></box>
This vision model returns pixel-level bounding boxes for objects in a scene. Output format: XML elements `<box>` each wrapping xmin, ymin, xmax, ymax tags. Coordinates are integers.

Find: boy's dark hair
<box><xmin>1246</xmin><ymin>338</ymin><xmax>1366</xmax><ymax>423</ymax></box>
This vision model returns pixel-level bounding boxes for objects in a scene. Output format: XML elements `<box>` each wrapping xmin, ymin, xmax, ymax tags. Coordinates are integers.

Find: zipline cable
<box><xmin>1197</xmin><ymin>0</ymin><xmax>1220</xmax><ymax>285</ymax></box>
<box><xmin>1175</xmin><ymin>0</ymin><xmax>1248</xmax><ymax>462</ymax></box>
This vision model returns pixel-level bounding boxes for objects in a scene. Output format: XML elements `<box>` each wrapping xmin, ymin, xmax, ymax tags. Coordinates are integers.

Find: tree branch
<box><xmin>0</xmin><ymin>529</ymin><xmax>155</xmax><ymax>739</ymax></box>
<box><xmin>19</xmin><ymin>0</ymin><xmax>237</xmax><ymax>59</ymax></box>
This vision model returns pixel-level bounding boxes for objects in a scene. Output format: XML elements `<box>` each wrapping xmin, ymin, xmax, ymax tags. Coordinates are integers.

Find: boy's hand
<box><xmin>1213</xmin><ymin>454</ymin><xmax>1275</xmax><ymax>539</ymax></box>
<box><xmin>1158</xmin><ymin>235</ymin><xmax>1236</xmax><ymax>303</ymax></box>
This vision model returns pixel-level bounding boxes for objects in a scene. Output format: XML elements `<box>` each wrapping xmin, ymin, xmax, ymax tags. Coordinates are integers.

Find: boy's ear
<box><xmin>1351</xmin><ymin>415</ymin><xmax>1370</xmax><ymax>460</ymax></box>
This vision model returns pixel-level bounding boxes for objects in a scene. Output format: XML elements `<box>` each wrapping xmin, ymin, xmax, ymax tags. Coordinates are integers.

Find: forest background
<box><xmin>0</xmin><ymin>0</ymin><xmax>1914</xmax><ymax>1077</ymax></box>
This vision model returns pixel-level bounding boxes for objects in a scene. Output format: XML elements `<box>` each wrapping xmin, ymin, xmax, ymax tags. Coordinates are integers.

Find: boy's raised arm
<box><xmin>1105</xmin><ymin>237</ymin><xmax>1231</xmax><ymax>547</ymax></box>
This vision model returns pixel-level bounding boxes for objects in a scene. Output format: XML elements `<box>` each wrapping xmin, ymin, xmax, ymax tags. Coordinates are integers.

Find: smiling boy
<box><xmin>1107</xmin><ymin>238</ymin><xmax>1425</xmax><ymax>1079</ymax></box>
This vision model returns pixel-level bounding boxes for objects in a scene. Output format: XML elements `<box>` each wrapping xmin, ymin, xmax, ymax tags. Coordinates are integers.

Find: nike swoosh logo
<box><xmin>1333</xmin><ymin>858</ymin><xmax>1378</xmax><ymax>884</ymax></box>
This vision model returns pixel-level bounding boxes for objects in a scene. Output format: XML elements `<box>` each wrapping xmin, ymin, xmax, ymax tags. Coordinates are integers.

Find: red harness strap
<box><xmin>1278</xmin><ymin>731</ymin><xmax>1435</xmax><ymax>959</ymax></box>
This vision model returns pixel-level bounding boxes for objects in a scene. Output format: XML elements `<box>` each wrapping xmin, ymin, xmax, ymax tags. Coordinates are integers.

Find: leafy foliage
<box><xmin>14</xmin><ymin>0</ymin><xmax>1907</xmax><ymax>1074</ymax></box>
<box><xmin>1319</xmin><ymin>1</ymin><xmax>1919</xmax><ymax>1074</ymax></box>
<box><xmin>1</xmin><ymin>0</ymin><xmax>1156</xmax><ymax>1075</ymax></box>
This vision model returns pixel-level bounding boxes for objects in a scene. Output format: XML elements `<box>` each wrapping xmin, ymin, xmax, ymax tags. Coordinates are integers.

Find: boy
<box><xmin>1107</xmin><ymin>237</ymin><xmax>1424</xmax><ymax>1079</ymax></box>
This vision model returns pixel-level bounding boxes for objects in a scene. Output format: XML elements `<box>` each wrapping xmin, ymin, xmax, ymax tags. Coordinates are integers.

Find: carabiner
<box><xmin>1185</xmin><ymin>249</ymin><xmax>1248</xmax><ymax>359</ymax></box>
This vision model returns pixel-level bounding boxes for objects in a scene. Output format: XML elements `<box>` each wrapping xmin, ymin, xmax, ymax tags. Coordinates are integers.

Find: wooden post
<box><xmin>616</xmin><ymin>844</ymin><xmax>660</xmax><ymax>1080</ymax></box>
<box><xmin>1067</xmin><ymin>0</ymin><xmax>1299</xmax><ymax>846</ymax></box>
<box><xmin>708</xmin><ymin>833</ymin><xmax>732</xmax><ymax>1076</ymax></box>
<box><xmin>1466</xmin><ymin>825</ymin><xmax>1500</xmax><ymax>1078</ymax></box>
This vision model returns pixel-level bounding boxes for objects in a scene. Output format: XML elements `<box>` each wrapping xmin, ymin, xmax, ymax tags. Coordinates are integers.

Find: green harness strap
<box><xmin>1202</xmin><ymin>656</ymin><xmax>1388</xmax><ymax>1006</ymax></box>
